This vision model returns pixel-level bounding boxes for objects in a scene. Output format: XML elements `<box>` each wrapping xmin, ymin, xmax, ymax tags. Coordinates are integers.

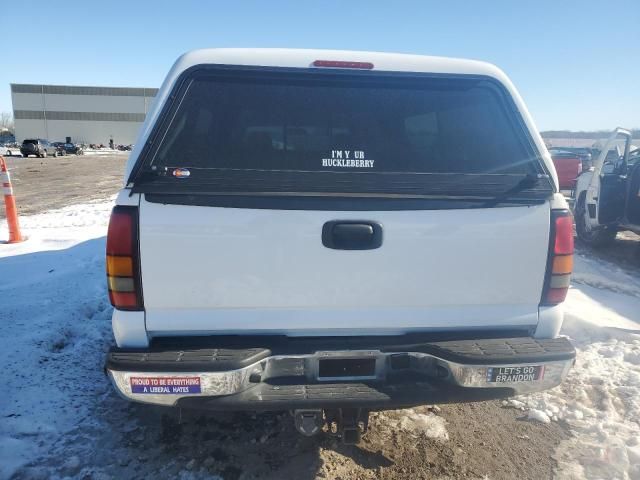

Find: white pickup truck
<box><xmin>105</xmin><ymin>49</ymin><xmax>575</xmax><ymax>442</ymax></box>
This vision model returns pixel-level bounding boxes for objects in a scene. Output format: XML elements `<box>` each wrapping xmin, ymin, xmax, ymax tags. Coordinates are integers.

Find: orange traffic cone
<box><xmin>0</xmin><ymin>156</ymin><xmax>24</xmax><ymax>243</ymax></box>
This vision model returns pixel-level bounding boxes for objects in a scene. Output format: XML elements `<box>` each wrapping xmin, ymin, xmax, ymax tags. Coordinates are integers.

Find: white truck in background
<box><xmin>104</xmin><ymin>49</ymin><xmax>575</xmax><ymax>442</ymax></box>
<box><xmin>575</xmin><ymin>127</ymin><xmax>640</xmax><ymax>246</ymax></box>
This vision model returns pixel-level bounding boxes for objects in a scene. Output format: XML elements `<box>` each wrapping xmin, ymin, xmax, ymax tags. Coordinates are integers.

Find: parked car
<box><xmin>63</xmin><ymin>143</ymin><xmax>84</xmax><ymax>155</ymax></box>
<box><xmin>575</xmin><ymin>127</ymin><xmax>640</xmax><ymax>246</ymax></box>
<box><xmin>51</xmin><ymin>142</ymin><xmax>67</xmax><ymax>156</ymax></box>
<box><xmin>104</xmin><ymin>49</ymin><xmax>575</xmax><ymax>443</ymax></box>
<box><xmin>1</xmin><ymin>144</ymin><xmax>16</xmax><ymax>156</ymax></box>
<box><xmin>549</xmin><ymin>148</ymin><xmax>582</xmax><ymax>191</ymax></box>
<box><xmin>20</xmin><ymin>139</ymin><xmax>60</xmax><ymax>158</ymax></box>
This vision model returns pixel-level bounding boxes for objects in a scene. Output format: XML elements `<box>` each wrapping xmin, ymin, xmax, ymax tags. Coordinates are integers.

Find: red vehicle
<box><xmin>550</xmin><ymin>149</ymin><xmax>582</xmax><ymax>191</ymax></box>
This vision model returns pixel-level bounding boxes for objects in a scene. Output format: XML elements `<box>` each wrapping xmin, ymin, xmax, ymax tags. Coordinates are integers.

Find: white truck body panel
<box><xmin>139</xmin><ymin>197</ymin><xmax>550</xmax><ymax>336</ymax></box>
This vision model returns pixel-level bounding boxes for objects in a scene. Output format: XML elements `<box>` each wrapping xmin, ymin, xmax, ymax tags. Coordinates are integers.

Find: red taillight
<box><xmin>542</xmin><ymin>210</ymin><xmax>574</xmax><ymax>305</ymax></box>
<box><xmin>312</xmin><ymin>60</ymin><xmax>374</xmax><ymax>70</ymax></box>
<box><xmin>106</xmin><ymin>206</ymin><xmax>143</xmax><ymax>310</ymax></box>
<box><xmin>107</xmin><ymin>209</ymin><xmax>134</xmax><ymax>256</ymax></box>
<box><xmin>554</xmin><ymin>214</ymin><xmax>574</xmax><ymax>255</ymax></box>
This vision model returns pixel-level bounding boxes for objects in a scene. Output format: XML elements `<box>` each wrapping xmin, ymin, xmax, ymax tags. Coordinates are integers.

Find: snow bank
<box><xmin>527</xmin><ymin>409</ymin><xmax>551</xmax><ymax>424</ymax></box>
<box><xmin>375</xmin><ymin>407</ymin><xmax>450</xmax><ymax>444</ymax></box>
<box><xmin>82</xmin><ymin>149</ymin><xmax>129</xmax><ymax>156</ymax></box>
<box><xmin>0</xmin><ymin>199</ymin><xmax>114</xmax><ymax>478</ymax></box>
<box><xmin>0</xmin><ymin>198</ymin><xmax>114</xmax><ymax>256</ymax></box>
<box><xmin>506</xmin><ymin>253</ymin><xmax>640</xmax><ymax>479</ymax></box>
<box><xmin>398</xmin><ymin>410</ymin><xmax>449</xmax><ymax>442</ymax></box>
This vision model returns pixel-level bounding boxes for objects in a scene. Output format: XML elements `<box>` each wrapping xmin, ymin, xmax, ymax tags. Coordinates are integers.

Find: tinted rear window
<box><xmin>23</xmin><ymin>139</ymin><xmax>37</xmax><ymax>144</ymax></box>
<box><xmin>133</xmin><ymin>68</ymin><xmax>552</xmax><ymax>203</ymax></box>
<box><xmin>154</xmin><ymin>74</ymin><xmax>535</xmax><ymax>175</ymax></box>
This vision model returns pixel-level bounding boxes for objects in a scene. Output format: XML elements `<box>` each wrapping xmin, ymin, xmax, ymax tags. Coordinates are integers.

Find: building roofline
<box><xmin>11</xmin><ymin>83</ymin><xmax>158</xmax><ymax>97</ymax></box>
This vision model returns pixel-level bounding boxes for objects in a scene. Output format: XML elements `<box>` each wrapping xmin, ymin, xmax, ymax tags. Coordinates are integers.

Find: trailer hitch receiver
<box><xmin>326</xmin><ymin>408</ymin><xmax>370</xmax><ymax>445</ymax></box>
<box><xmin>293</xmin><ymin>409</ymin><xmax>324</xmax><ymax>436</ymax></box>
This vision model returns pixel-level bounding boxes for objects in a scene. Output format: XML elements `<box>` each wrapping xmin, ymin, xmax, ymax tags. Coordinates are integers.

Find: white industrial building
<box><xmin>11</xmin><ymin>84</ymin><xmax>158</xmax><ymax>145</ymax></box>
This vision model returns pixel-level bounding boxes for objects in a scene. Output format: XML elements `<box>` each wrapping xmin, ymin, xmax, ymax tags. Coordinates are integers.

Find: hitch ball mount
<box><xmin>293</xmin><ymin>408</ymin><xmax>370</xmax><ymax>444</ymax></box>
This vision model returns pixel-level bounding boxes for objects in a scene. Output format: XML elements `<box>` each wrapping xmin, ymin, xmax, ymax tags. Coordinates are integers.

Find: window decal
<box><xmin>322</xmin><ymin>150</ymin><xmax>375</xmax><ymax>168</ymax></box>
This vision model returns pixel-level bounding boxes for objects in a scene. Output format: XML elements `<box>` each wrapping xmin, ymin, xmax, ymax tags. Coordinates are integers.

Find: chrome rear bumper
<box><xmin>106</xmin><ymin>336</ymin><xmax>575</xmax><ymax>409</ymax></box>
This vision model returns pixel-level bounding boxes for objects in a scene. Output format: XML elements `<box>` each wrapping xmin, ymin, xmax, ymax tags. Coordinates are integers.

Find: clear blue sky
<box><xmin>2</xmin><ymin>0</ymin><xmax>639</xmax><ymax>131</ymax></box>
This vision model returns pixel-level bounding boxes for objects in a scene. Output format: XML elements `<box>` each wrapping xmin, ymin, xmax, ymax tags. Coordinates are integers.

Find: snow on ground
<box><xmin>0</xmin><ymin>199</ymin><xmax>114</xmax><ymax>479</ymax></box>
<box><xmin>1</xmin><ymin>199</ymin><xmax>639</xmax><ymax>479</ymax></box>
<box><xmin>82</xmin><ymin>149</ymin><xmax>129</xmax><ymax>156</ymax></box>
<box><xmin>396</xmin><ymin>410</ymin><xmax>449</xmax><ymax>442</ymax></box>
<box><xmin>506</xmin><ymin>253</ymin><xmax>640</xmax><ymax>480</ymax></box>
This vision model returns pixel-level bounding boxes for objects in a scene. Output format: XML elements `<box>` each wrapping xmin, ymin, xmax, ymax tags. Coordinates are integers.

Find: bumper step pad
<box><xmin>107</xmin><ymin>347</ymin><xmax>270</xmax><ymax>372</ymax></box>
<box><xmin>107</xmin><ymin>336</ymin><xmax>575</xmax><ymax>372</ymax></box>
<box><xmin>405</xmin><ymin>337</ymin><xmax>574</xmax><ymax>364</ymax></box>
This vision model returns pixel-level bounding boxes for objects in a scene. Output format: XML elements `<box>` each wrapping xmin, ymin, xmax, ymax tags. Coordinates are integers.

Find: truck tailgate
<box><xmin>139</xmin><ymin>197</ymin><xmax>550</xmax><ymax>335</ymax></box>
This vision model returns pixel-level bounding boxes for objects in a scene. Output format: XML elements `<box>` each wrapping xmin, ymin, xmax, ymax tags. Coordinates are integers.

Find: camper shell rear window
<box><xmin>130</xmin><ymin>66</ymin><xmax>553</xmax><ymax>208</ymax></box>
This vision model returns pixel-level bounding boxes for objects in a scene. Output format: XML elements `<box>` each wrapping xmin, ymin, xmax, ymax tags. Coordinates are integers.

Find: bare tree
<box><xmin>0</xmin><ymin>111</ymin><xmax>15</xmax><ymax>133</ymax></box>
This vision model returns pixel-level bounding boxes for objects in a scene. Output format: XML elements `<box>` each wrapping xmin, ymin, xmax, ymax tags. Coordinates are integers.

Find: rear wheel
<box><xmin>23</xmin><ymin>154</ymin><xmax>28</xmax><ymax>158</ymax></box>
<box><xmin>575</xmin><ymin>193</ymin><xmax>617</xmax><ymax>247</ymax></box>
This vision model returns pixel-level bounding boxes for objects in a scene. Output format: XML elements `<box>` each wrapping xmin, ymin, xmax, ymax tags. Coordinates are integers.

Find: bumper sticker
<box><xmin>130</xmin><ymin>376</ymin><xmax>201</xmax><ymax>394</ymax></box>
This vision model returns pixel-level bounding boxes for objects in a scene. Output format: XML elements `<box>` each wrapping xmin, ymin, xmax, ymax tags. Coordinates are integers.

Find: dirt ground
<box><xmin>577</xmin><ymin>230</ymin><xmax>640</xmax><ymax>271</ymax></box>
<box><xmin>1</xmin><ymin>153</ymin><xmax>127</xmax><ymax>219</ymax></box>
<box><xmin>3</xmin><ymin>152</ymin><xmax>637</xmax><ymax>479</ymax></box>
<box><xmin>17</xmin><ymin>398</ymin><xmax>568</xmax><ymax>480</ymax></box>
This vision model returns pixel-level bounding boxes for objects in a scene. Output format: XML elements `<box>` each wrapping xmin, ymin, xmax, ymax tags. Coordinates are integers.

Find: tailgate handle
<box><xmin>322</xmin><ymin>221</ymin><xmax>383</xmax><ymax>250</ymax></box>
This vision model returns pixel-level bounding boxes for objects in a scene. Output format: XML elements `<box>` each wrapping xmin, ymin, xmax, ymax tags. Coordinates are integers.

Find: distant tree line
<box><xmin>0</xmin><ymin>111</ymin><xmax>14</xmax><ymax>133</ymax></box>
<box><xmin>541</xmin><ymin>129</ymin><xmax>640</xmax><ymax>139</ymax></box>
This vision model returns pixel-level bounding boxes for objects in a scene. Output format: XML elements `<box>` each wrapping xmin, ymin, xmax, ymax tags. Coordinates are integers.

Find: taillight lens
<box><xmin>542</xmin><ymin>210</ymin><xmax>574</xmax><ymax>305</ymax></box>
<box><xmin>106</xmin><ymin>206</ymin><xmax>143</xmax><ymax>310</ymax></box>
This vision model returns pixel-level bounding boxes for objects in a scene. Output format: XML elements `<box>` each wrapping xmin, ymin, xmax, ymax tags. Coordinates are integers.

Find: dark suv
<box><xmin>63</xmin><ymin>142</ymin><xmax>84</xmax><ymax>155</ymax></box>
<box><xmin>20</xmin><ymin>139</ymin><xmax>59</xmax><ymax>158</ymax></box>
